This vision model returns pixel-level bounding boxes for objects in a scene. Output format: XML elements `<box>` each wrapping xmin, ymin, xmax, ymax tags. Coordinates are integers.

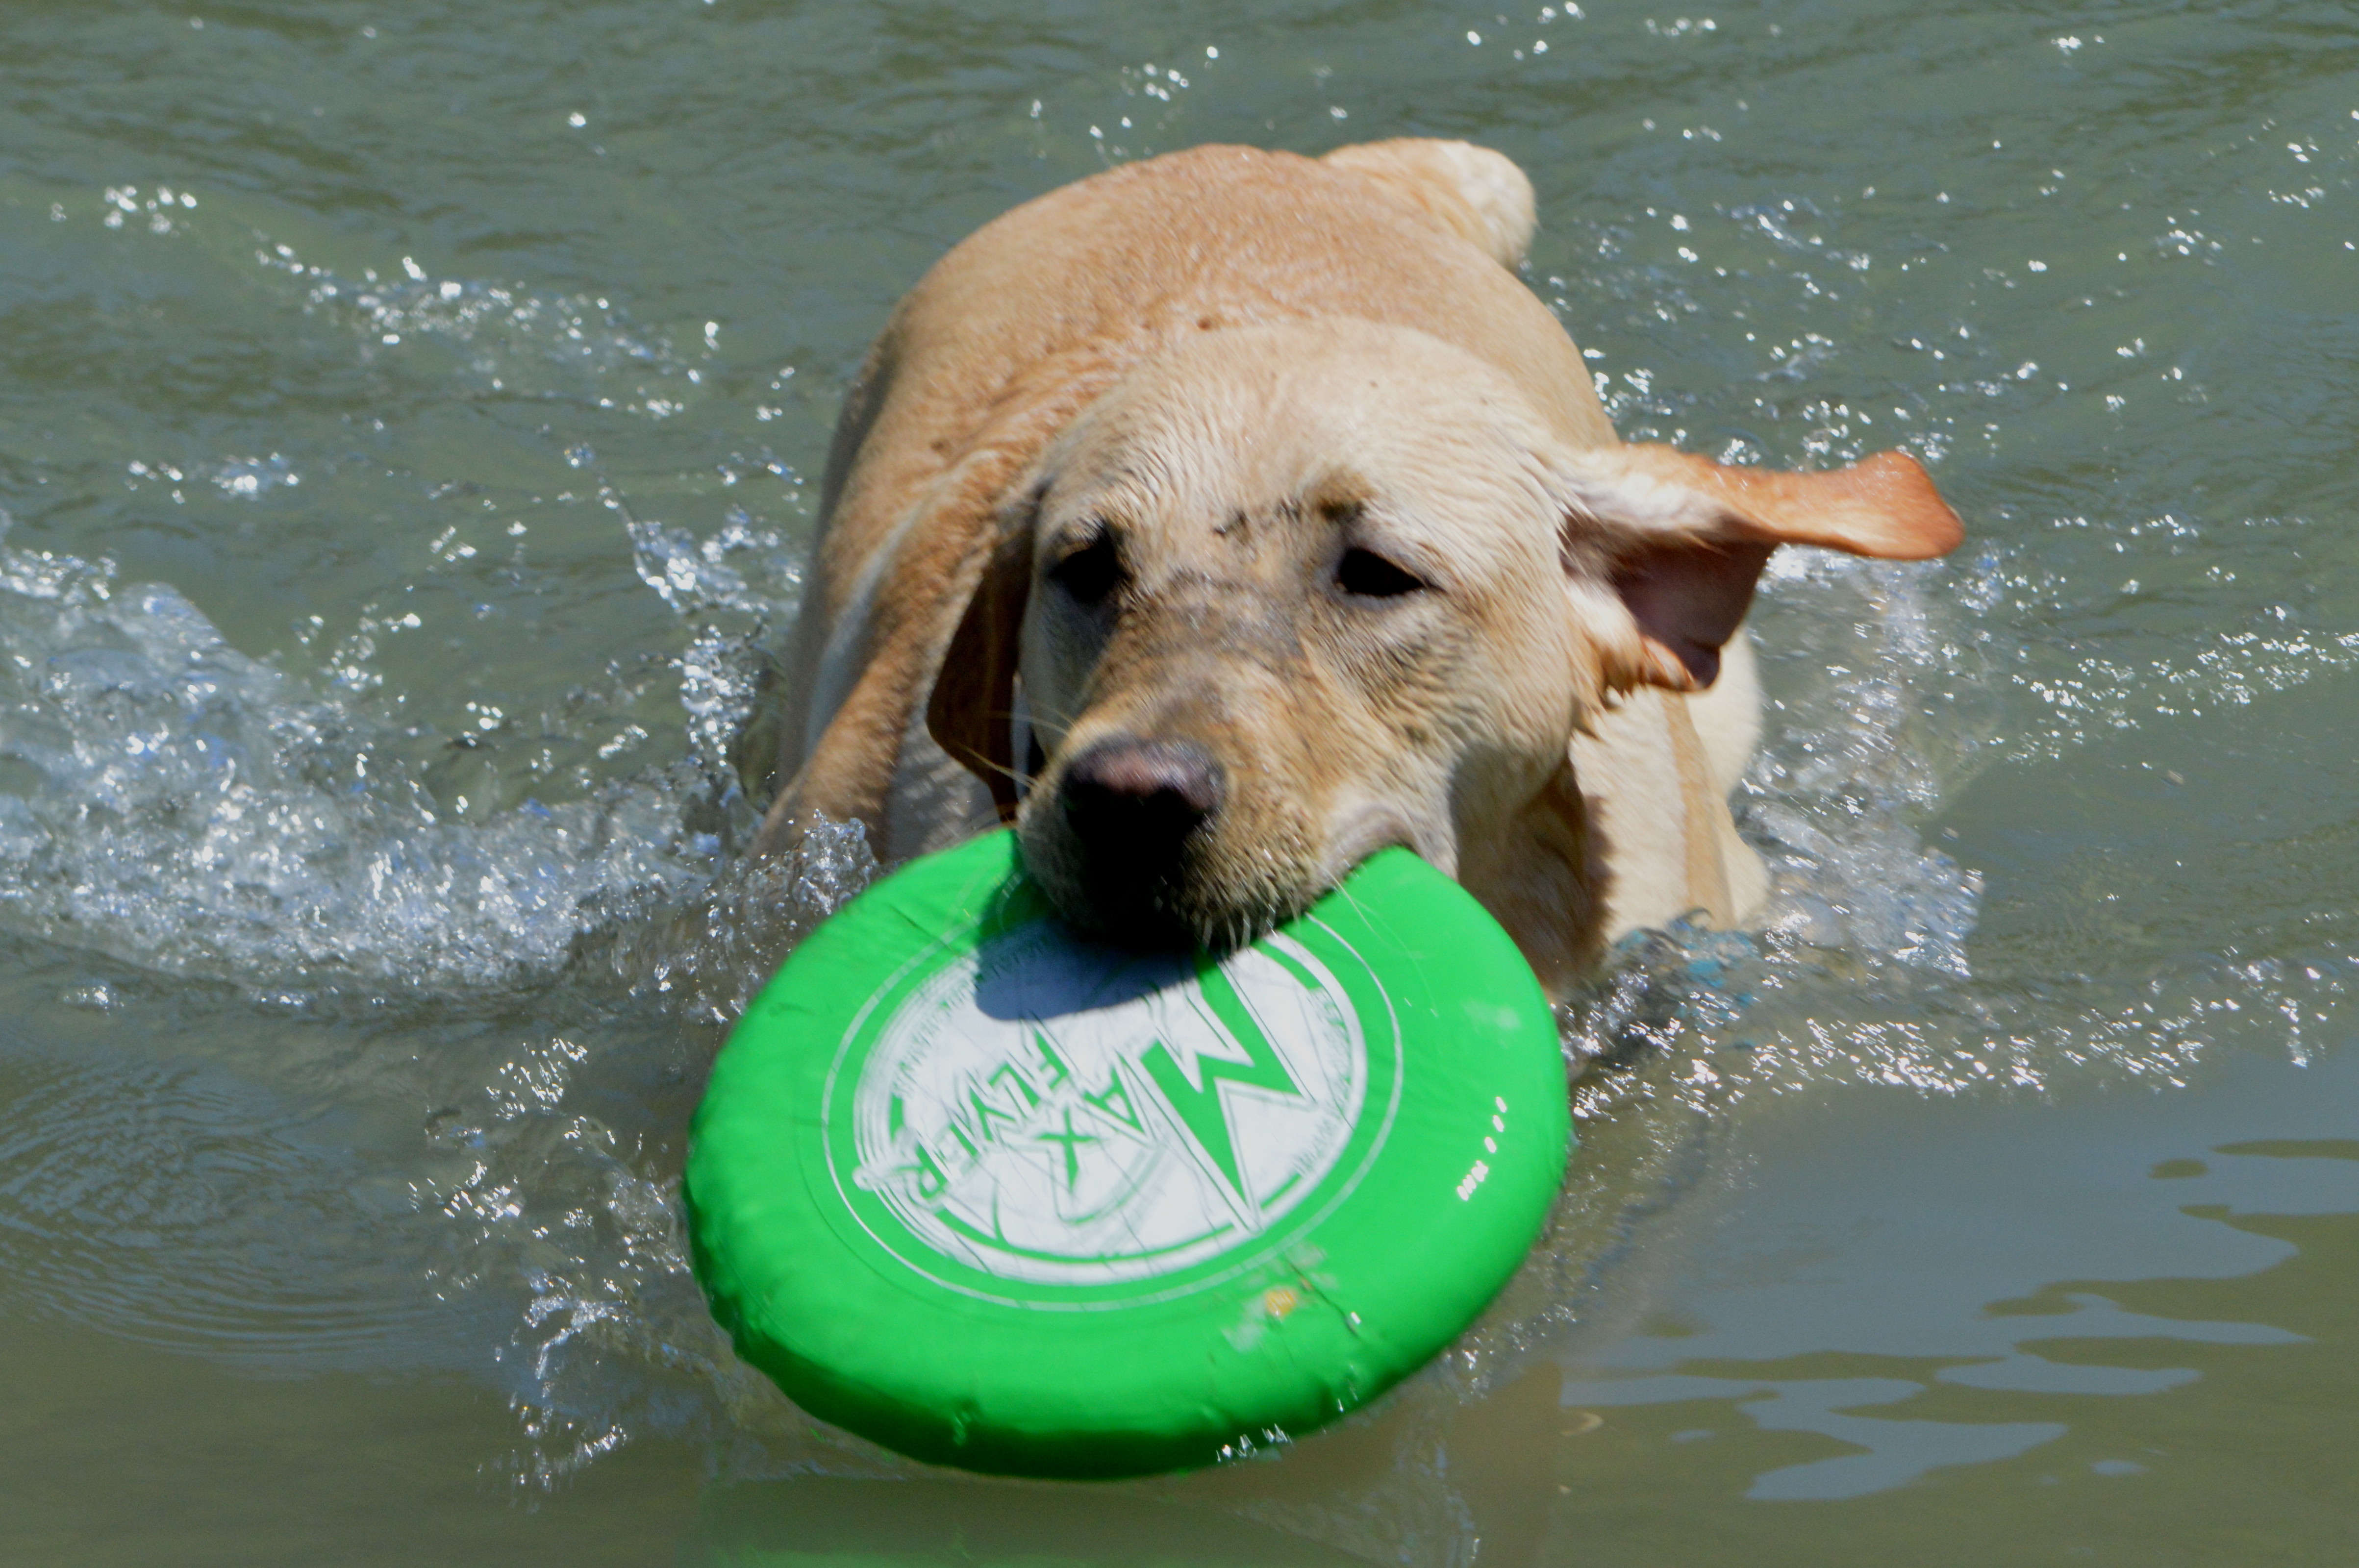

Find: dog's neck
<box><xmin>1453</xmin><ymin>756</ymin><xmax>1605</xmax><ymax>1001</ymax></box>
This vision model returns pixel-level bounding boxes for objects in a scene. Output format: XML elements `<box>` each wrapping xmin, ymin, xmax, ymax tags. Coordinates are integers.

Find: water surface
<box><xmin>3</xmin><ymin>2</ymin><xmax>2356</xmax><ymax>1563</ymax></box>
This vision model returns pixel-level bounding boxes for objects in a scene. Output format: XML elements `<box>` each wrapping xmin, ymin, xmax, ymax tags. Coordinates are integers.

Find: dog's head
<box><xmin>929</xmin><ymin>322</ymin><xmax>1957</xmax><ymax>952</ymax></box>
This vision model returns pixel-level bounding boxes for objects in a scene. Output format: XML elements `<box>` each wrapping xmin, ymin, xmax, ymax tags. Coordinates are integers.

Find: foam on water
<box><xmin>256</xmin><ymin>241</ymin><xmax>688</xmax><ymax>410</ymax></box>
<box><xmin>0</xmin><ymin>514</ymin><xmax>740</xmax><ymax>991</ymax></box>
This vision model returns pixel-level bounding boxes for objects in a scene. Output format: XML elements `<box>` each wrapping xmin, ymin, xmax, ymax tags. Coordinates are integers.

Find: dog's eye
<box><xmin>1335</xmin><ymin>547</ymin><xmax>1428</xmax><ymax>599</ymax></box>
<box><xmin>1047</xmin><ymin>531</ymin><xmax>1123</xmax><ymax>605</ymax></box>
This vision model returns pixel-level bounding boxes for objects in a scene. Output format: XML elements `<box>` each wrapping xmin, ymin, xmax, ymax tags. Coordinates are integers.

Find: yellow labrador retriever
<box><xmin>751</xmin><ymin>140</ymin><xmax>1960</xmax><ymax>997</ymax></box>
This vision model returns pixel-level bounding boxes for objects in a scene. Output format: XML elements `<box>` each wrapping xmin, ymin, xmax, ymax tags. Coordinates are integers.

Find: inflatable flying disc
<box><xmin>685</xmin><ymin>830</ymin><xmax>1570</xmax><ymax>1479</ymax></box>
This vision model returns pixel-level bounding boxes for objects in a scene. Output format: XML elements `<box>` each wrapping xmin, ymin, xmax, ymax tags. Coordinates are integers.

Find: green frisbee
<box><xmin>685</xmin><ymin>830</ymin><xmax>1570</xmax><ymax>1479</ymax></box>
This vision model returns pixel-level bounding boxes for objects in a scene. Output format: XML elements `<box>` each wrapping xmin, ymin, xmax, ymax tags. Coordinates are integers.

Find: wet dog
<box><xmin>750</xmin><ymin>140</ymin><xmax>1959</xmax><ymax>996</ymax></box>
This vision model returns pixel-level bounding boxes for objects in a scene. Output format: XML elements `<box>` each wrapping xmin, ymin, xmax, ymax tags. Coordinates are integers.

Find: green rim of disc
<box><xmin>685</xmin><ymin>831</ymin><xmax>1569</xmax><ymax>1480</ymax></box>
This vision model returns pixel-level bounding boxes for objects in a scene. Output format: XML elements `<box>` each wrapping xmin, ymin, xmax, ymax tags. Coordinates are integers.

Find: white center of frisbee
<box><xmin>840</xmin><ymin>923</ymin><xmax>1369</xmax><ymax>1289</ymax></box>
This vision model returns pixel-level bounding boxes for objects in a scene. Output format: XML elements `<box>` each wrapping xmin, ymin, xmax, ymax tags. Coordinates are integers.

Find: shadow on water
<box><xmin>690</xmin><ymin>1479</ymin><xmax>1380</xmax><ymax>1568</ymax></box>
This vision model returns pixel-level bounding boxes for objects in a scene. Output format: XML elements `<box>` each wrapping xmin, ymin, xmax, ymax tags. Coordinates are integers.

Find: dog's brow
<box><xmin>1046</xmin><ymin>513</ymin><xmax>1112</xmax><ymax>550</ymax></box>
<box><xmin>1307</xmin><ymin>472</ymin><xmax>1375</xmax><ymax>523</ymax></box>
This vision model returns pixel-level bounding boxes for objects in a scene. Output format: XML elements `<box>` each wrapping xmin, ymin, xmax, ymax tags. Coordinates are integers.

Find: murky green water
<box><xmin>3</xmin><ymin>1</ymin><xmax>2356</xmax><ymax>1562</ymax></box>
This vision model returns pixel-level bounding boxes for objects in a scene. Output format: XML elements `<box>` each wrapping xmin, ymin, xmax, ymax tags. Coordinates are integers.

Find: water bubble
<box><xmin>0</xmin><ymin>514</ymin><xmax>780</xmax><ymax>994</ymax></box>
<box><xmin>211</xmin><ymin>454</ymin><xmax>299</xmax><ymax>498</ymax></box>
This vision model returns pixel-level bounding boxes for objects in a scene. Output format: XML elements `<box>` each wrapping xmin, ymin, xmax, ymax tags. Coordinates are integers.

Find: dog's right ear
<box><xmin>926</xmin><ymin>489</ymin><xmax>1039</xmax><ymax>824</ymax></box>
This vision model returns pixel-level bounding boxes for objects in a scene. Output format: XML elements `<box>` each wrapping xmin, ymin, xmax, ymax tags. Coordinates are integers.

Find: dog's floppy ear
<box><xmin>926</xmin><ymin>490</ymin><xmax>1039</xmax><ymax>823</ymax></box>
<box><xmin>1553</xmin><ymin>445</ymin><xmax>1962</xmax><ymax>692</ymax></box>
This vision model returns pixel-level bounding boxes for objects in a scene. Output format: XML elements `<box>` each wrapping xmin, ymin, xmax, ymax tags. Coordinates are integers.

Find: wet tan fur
<box><xmin>753</xmin><ymin>141</ymin><xmax>1959</xmax><ymax>996</ymax></box>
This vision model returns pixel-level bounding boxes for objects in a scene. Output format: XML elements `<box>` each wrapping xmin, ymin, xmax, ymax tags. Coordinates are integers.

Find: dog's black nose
<box><xmin>1059</xmin><ymin>737</ymin><xmax>1224</xmax><ymax>860</ymax></box>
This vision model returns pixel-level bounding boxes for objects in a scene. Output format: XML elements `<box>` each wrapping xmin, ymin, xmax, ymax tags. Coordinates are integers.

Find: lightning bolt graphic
<box><xmin>1137</xmin><ymin>953</ymin><xmax>1302</xmax><ymax>1203</ymax></box>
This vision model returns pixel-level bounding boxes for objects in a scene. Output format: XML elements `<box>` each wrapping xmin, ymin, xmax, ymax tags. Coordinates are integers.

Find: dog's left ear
<box><xmin>926</xmin><ymin>491</ymin><xmax>1038</xmax><ymax>823</ymax></box>
<box><xmin>1552</xmin><ymin>445</ymin><xmax>1962</xmax><ymax>692</ymax></box>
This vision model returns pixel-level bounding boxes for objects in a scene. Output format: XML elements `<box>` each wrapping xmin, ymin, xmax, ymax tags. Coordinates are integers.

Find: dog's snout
<box><xmin>1059</xmin><ymin>737</ymin><xmax>1224</xmax><ymax>856</ymax></box>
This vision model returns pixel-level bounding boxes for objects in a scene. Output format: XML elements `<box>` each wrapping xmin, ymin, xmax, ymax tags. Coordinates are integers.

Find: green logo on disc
<box><xmin>821</xmin><ymin>919</ymin><xmax>1399</xmax><ymax>1305</ymax></box>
